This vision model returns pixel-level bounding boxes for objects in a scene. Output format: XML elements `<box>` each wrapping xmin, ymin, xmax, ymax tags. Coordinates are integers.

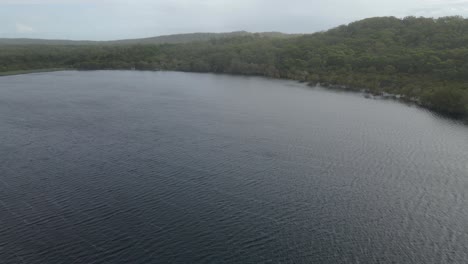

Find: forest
<box><xmin>1</xmin><ymin>16</ymin><xmax>467</xmax><ymax>119</ymax></box>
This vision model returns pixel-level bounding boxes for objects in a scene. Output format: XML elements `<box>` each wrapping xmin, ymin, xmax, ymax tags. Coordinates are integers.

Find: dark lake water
<box><xmin>1</xmin><ymin>71</ymin><xmax>467</xmax><ymax>263</ymax></box>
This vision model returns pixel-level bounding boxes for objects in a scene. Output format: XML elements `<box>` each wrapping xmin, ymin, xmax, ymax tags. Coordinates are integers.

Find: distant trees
<box><xmin>1</xmin><ymin>16</ymin><xmax>467</xmax><ymax>118</ymax></box>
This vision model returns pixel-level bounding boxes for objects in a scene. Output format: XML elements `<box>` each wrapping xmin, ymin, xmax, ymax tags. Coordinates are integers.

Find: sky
<box><xmin>1</xmin><ymin>0</ymin><xmax>467</xmax><ymax>40</ymax></box>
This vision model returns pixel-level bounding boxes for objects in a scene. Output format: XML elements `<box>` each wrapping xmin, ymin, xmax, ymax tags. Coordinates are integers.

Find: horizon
<box><xmin>1</xmin><ymin>15</ymin><xmax>467</xmax><ymax>42</ymax></box>
<box><xmin>0</xmin><ymin>30</ymin><xmax>293</xmax><ymax>42</ymax></box>
<box><xmin>2</xmin><ymin>0</ymin><xmax>468</xmax><ymax>41</ymax></box>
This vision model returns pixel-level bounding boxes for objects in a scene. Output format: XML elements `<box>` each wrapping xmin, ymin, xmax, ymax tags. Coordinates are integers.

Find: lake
<box><xmin>1</xmin><ymin>71</ymin><xmax>467</xmax><ymax>263</ymax></box>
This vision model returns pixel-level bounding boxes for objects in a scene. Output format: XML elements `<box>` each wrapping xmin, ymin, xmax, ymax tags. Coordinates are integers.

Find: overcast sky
<box><xmin>1</xmin><ymin>0</ymin><xmax>467</xmax><ymax>40</ymax></box>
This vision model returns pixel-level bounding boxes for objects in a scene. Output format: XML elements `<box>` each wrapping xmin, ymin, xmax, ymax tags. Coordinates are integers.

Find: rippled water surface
<box><xmin>1</xmin><ymin>71</ymin><xmax>467</xmax><ymax>263</ymax></box>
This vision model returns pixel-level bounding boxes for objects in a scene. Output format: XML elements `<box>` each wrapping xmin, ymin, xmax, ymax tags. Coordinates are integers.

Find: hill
<box><xmin>0</xmin><ymin>16</ymin><xmax>467</xmax><ymax>118</ymax></box>
<box><xmin>0</xmin><ymin>31</ymin><xmax>295</xmax><ymax>46</ymax></box>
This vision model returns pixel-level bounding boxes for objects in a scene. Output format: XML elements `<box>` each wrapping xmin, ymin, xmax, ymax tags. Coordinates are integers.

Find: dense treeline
<box><xmin>1</xmin><ymin>16</ymin><xmax>467</xmax><ymax>118</ymax></box>
<box><xmin>0</xmin><ymin>31</ymin><xmax>293</xmax><ymax>45</ymax></box>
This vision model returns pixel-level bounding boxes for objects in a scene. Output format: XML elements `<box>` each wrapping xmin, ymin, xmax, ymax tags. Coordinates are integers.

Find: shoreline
<box><xmin>1</xmin><ymin>68</ymin><xmax>466</xmax><ymax>123</ymax></box>
<box><xmin>0</xmin><ymin>68</ymin><xmax>71</xmax><ymax>77</ymax></box>
<box><xmin>312</xmin><ymin>82</ymin><xmax>468</xmax><ymax>123</ymax></box>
